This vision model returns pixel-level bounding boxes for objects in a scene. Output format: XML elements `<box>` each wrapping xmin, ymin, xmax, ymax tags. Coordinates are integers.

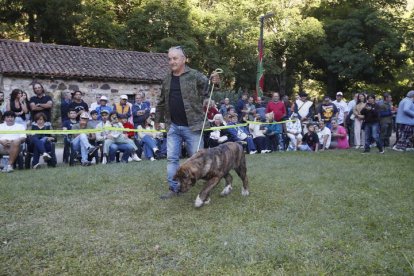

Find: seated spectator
<box><xmin>203</xmin><ymin>99</ymin><xmax>220</xmax><ymax>123</ymax></box>
<box><xmin>30</xmin><ymin>112</ymin><xmax>55</xmax><ymax>169</ymax></box>
<box><xmin>285</xmin><ymin>113</ymin><xmax>302</xmax><ymax>151</ymax></box>
<box><xmin>245</xmin><ymin>96</ymin><xmax>257</xmax><ymax>121</ymax></box>
<box><xmin>330</xmin><ymin>119</ymin><xmax>349</xmax><ymax>149</ymax></box>
<box><xmin>248</xmin><ymin>113</ymin><xmax>270</xmax><ymax>153</ymax></box>
<box><xmin>120</xmin><ymin>114</ymin><xmax>135</xmax><ymax>139</ymax></box>
<box><xmin>71</xmin><ymin>112</ymin><xmax>98</xmax><ymax>166</ymax></box>
<box><xmin>62</xmin><ymin>109</ymin><xmax>78</xmax><ymax>163</ymax></box>
<box><xmin>132</xmin><ymin>93</ymin><xmax>151</xmax><ymax>128</ymax></box>
<box><xmin>108</xmin><ymin>142</ymin><xmax>135</xmax><ymax>164</ymax></box>
<box><xmin>208</xmin><ymin>113</ymin><xmax>229</xmax><ymax>148</ymax></box>
<box><xmin>226</xmin><ymin>114</ymin><xmax>257</xmax><ymax>154</ymax></box>
<box><xmin>255</xmin><ymin>96</ymin><xmax>267</xmax><ymax>121</ymax></box>
<box><xmin>137</xmin><ymin>116</ymin><xmax>160</xmax><ymax>161</ymax></box>
<box><xmin>149</xmin><ymin>109</ymin><xmax>167</xmax><ymax>158</ymax></box>
<box><xmin>0</xmin><ymin>111</ymin><xmax>26</xmax><ymax>172</ymax></box>
<box><xmin>95</xmin><ymin>109</ymin><xmax>111</xmax><ymax>164</ymax></box>
<box><xmin>103</xmin><ymin>112</ymin><xmax>141</xmax><ymax>163</ymax></box>
<box><xmin>316</xmin><ymin>120</ymin><xmax>332</xmax><ymax>151</ymax></box>
<box><xmin>298</xmin><ymin>124</ymin><xmax>319</xmax><ymax>152</ymax></box>
<box><xmin>264</xmin><ymin>112</ymin><xmax>285</xmax><ymax>151</ymax></box>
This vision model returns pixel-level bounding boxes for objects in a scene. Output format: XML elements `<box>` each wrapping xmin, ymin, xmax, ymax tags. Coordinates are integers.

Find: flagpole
<box><xmin>256</xmin><ymin>12</ymin><xmax>274</xmax><ymax>99</ymax></box>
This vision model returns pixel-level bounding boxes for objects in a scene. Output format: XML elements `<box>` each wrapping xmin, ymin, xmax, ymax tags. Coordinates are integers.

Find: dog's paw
<box><xmin>220</xmin><ymin>185</ymin><xmax>233</xmax><ymax>196</ymax></box>
<box><xmin>241</xmin><ymin>188</ymin><xmax>249</xmax><ymax>196</ymax></box>
<box><xmin>194</xmin><ymin>195</ymin><xmax>204</xmax><ymax>208</ymax></box>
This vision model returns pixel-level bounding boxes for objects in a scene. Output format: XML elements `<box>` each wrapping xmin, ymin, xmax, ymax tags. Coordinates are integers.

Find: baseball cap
<box><xmin>100</xmin><ymin>96</ymin><xmax>108</xmax><ymax>101</ymax></box>
<box><xmin>299</xmin><ymin>92</ymin><xmax>308</xmax><ymax>97</ymax></box>
<box><xmin>336</xmin><ymin>92</ymin><xmax>343</xmax><ymax>96</ymax></box>
<box><xmin>100</xmin><ymin>109</ymin><xmax>109</xmax><ymax>115</ymax></box>
<box><xmin>80</xmin><ymin>112</ymin><xmax>89</xmax><ymax>119</ymax></box>
<box><xmin>120</xmin><ymin>95</ymin><xmax>128</xmax><ymax>100</ymax></box>
<box><xmin>150</xmin><ymin>107</ymin><xmax>156</xmax><ymax>114</ymax></box>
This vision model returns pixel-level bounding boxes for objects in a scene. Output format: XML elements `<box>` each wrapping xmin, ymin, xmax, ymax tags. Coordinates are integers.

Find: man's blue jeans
<box><xmin>31</xmin><ymin>136</ymin><xmax>52</xmax><ymax>165</ymax></box>
<box><xmin>141</xmin><ymin>135</ymin><xmax>158</xmax><ymax>159</ymax></box>
<box><xmin>71</xmin><ymin>134</ymin><xmax>92</xmax><ymax>163</ymax></box>
<box><xmin>167</xmin><ymin>123</ymin><xmax>202</xmax><ymax>192</ymax></box>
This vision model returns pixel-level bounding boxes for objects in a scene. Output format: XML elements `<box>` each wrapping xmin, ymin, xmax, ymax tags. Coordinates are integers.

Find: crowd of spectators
<box><xmin>0</xmin><ymin>82</ymin><xmax>413</xmax><ymax>173</ymax></box>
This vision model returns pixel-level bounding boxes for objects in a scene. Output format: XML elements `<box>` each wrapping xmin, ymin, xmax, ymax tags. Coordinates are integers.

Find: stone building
<box><xmin>0</xmin><ymin>39</ymin><xmax>169</xmax><ymax>124</ymax></box>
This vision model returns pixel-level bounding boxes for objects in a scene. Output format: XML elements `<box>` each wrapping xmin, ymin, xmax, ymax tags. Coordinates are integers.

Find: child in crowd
<box><xmin>298</xmin><ymin>124</ymin><xmax>319</xmax><ymax>152</ymax></box>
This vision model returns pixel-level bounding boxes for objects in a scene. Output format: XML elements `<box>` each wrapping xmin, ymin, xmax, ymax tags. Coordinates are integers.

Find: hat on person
<box><xmin>336</xmin><ymin>91</ymin><xmax>343</xmax><ymax>96</ymax></box>
<box><xmin>150</xmin><ymin>107</ymin><xmax>156</xmax><ymax>114</ymax></box>
<box><xmin>299</xmin><ymin>91</ymin><xmax>308</xmax><ymax>97</ymax></box>
<box><xmin>100</xmin><ymin>95</ymin><xmax>108</xmax><ymax>101</ymax></box>
<box><xmin>100</xmin><ymin>109</ymin><xmax>109</xmax><ymax>115</ymax></box>
<box><xmin>80</xmin><ymin>112</ymin><xmax>89</xmax><ymax>119</ymax></box>
<box><xmin>406</xmin><ymin>90</ymin><xmax>414</xmax><ymax>98</ymax></box>
<box><xmin>120</xmin><ymin>94</ymin><xmax>128</xmax><ymax>100</ymax></box>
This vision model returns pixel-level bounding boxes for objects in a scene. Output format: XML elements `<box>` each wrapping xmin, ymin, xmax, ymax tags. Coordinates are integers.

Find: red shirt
<box><xmin>204</xmin><ymin>106</ymin><xmax>219</xmax><ymax>120</ymax></box>
<box><xmin>122</xmin><ymin>122</ymin><xmax>135</xmax><ymax>138</ymax></box>
<box><xmin>266</xmin><ymin>101</ymin><xmax>286</xmax><ymax>121</ymax></box>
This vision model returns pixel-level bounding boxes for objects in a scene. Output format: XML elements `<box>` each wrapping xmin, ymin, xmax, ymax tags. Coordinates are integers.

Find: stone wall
<box><xmin>0</xmin><ymin>75</ymin><xmax>162</xmax><ymax>126</ymax></box>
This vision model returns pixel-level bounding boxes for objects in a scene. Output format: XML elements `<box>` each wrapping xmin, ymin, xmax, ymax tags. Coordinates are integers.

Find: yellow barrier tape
<box><xmin>0</xmin><ymin>119</ymin><xmax>296</xmax><ymax>135</ymax></box>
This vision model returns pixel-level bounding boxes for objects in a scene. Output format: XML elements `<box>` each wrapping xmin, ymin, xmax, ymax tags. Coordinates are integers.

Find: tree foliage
<box><xmin>0</xmin><ymin>0</ymin><xmax>412</xmax><ymax>99</ymax></box>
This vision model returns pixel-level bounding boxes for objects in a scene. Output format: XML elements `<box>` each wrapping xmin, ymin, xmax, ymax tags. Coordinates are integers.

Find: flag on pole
<box><xmin>256</xmin><ymin>38</ymin><xmax>264</xmax><ymax>98</ymax></box>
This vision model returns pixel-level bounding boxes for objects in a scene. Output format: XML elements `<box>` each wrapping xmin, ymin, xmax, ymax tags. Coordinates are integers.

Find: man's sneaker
<box><xmin>392</xmin><ymin>145</ymin><xmax>404</xmax><ymax>152</ymax></box>
<box><xmin>249</xmin><ymin>150</ymin><xmax>257</xmax><ymax>155</ymax></box>
<box><xmin>379</xmin><ymin>149</ymin><xmax>385</xmax><ymax>154</ymax></box>
<box><xmin>42</xmin><ymin>152</ymin><xmax>52</xmax><ymax>161</ymax></box>
<box><xmin>102</xmin><ymin>156</ymin><xmax>107</xmax><ymax>164</ymax></box>
<box><xmin>2</xmin><ymin>165</ymin><xmax>14</xmax><ymax>173</ymax></box>
<box><xmin>131</xmin><ymin>153</ymin><xmax>141</xmax><ymax>162</ymax></box>
<box><xmin>32</xmin><ymin>163</ymin><xmax>40</xmax><ymax>169</ymax></box>
<box><xmin>88</xmin><ymin>146</ymin><xmax>98</xmax><ymax>156</ymax></box>
<box><xmin>160</xmin><ymin>190</ymin><xmax>180</xmax><ymax>200</ymax></box>
<box><xmin>150</xmin><ymin>157</ymin><xmax>156</xmax><ymax>161</ymax></box>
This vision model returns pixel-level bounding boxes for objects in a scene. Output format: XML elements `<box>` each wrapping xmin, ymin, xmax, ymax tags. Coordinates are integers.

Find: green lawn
<box><xmin>1</xmin><ymin>150</ymin><xmax>413</xmax><ymax>275</ymax></box>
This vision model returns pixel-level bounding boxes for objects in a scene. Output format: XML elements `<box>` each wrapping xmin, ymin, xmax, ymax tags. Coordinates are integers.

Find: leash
<box><xmin>197</xmin><ymin>68</ymin><xmax>223</xmax><ymax>151</ymax></box>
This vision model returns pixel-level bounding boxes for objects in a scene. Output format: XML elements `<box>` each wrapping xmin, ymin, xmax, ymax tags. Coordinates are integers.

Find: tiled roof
<box><xmin>0</xmin><ymin>39</ymin><xmax>169</xmax><ymax>83</ymax></box>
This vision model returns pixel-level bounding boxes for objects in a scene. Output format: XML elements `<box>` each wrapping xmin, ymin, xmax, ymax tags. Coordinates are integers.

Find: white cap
<box><xmin>100</xmin><ymin>95</ymin><xmax>108</xmax><ymax>101</ymax></box>
<box><xmin>80</xmin><ymin>112</ymin><xmax>89</xmax><ymax>119</ymax></box>
<box><xmin>150</xmin><ymin>107</ymin><xmax>156</xmax><ymax>114</ymax></box>
<box><xmin>336</xmin><ymin>91</ymin><xmax>343</xmax><ymax>96</ymax></box>
<box><xmin>120</xmin><ymin>94</ymin><xmax>128</xmax><ymax>100</ymax></box>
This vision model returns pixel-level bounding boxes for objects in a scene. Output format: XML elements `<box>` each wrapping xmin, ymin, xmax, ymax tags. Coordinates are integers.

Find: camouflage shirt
<box><xmin>155</xmin><ymin>66</ymin><xmax>211</xmax><ymax>131</ymax></box>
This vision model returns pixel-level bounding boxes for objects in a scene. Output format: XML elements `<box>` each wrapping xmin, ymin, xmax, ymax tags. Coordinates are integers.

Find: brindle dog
<box><xmin>173</xmin><ymin>142</ymin><xmax>249</xmax><ymax>207</ymax></box>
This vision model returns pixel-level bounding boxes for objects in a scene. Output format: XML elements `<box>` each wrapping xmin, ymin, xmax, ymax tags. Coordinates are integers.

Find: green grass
<box><xmin>1</xmin><ymin>150</ymin><xmax>413</xmax><ymax>275</ymax></box>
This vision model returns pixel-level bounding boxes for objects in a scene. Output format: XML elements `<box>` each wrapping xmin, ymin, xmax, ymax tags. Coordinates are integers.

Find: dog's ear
<box><xmin>174</xmin><ymin>166</ymin><xmax>191</xmax><ymax>181</ymax></box>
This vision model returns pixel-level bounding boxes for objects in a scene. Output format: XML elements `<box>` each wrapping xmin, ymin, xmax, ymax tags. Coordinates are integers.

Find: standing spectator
<box><xmin>90</xmin><ymin>94</ymin><xmax>102</xmax><ymax>112</ymax></box>
<box><xmin>255</xmin><ymin>96</ymin><xmax>267</xmax><ymax>121</ymax></box>
<box><xmin>236</xmin><ymin>93</ymin><xmax>248</xmax><ymax>120</ymax></box>
<box><xmin>132</xmin><ymin>93</ymin><xmax>151</xmax><ymax>128</ymax></box>
<box><xmin>219</xmin><ymin>97</ymin><xmax>233</xmax><ymax>117</ymax></box>
<box><xmin>29</xmin><ymin>82</ymin><xmax>53</xmax><ymax>122</ymax></box>
<box><xmin>360</xmin><ymin>94</ymin><xmax>384</xmax><ymax>154</ymax></box>
<box><xmin>245</xmin><ymin>96</ymin><xmax>256</xmax><ymax>121</ymax></box>
<box><xmin>317</xmin><ymin>95</ymin><xmax>338</xmax><ymax>129</ymax></box>
<box><xmin>332</xmin><ymin>91</ymin><xmax>349</xmax><ymax>127</ymax></box>
<box><xmin>393</xmin><ymin>91</ymin><xmax>414</xmax><ymax>151</ymax></box>
<box><xmin>60</xmin><ymin>91</ymin><xmax>72</xmax><ymax>123</ymax></box>
<box><xmin>0</xmin><ymin>111</ymin><xmax>26</xmax><ymax>172</ymax></box>
<box><xmin>266</xmin><ymin>92</ymin><xmax>286</xmax><ymax>122</ymax></box>
<box><xmin>30</xmin><ymin>112</ymin><xmax>55</xmax><ymax>169</ymax></box>
<box><xmin>0</xmin><ymin>91</ymin><xmax>6</xmax><ymax>116</ymax></box>
<box><xmin>353</xmin><ymin>93</ymin><xmax>366</xmax><ymax>149</ymax></box>
<box><xmin>378</xmin><ymin>93</ymin><xmax>395</xmax><ymax>148</ymax></box>
<box><xmin>6</xmin><ymin>89</ymin><xmax>29</xmax><ymax>127</ymax></box>
<box><xmin>282</xmin><ymin>95</ymin><xmax>292</xmax><ymax>119</ymax></box>
<box><xmin>113</xmin><ymin>95</ymin><xmax>132</xmax><ymax>120</ymax></box>
<box><xmin>95</xmin><ymin>96</ymin><xmax>112</xmax><ymax>120</ymax></box>
<box><xmin>293</xmin><ymin>91</ymin><xmax>313</xmax><ymax>131</ymax></box>
<box><xmin>330</xmin><ymin>119</ymin><xmax>349</xmax><ymax>149</ymax></box>
<box><xmin>154</xmin><ymin>46</ymin><xmax>220</xmax><ymax>199</ymax></box>
<box><xmin>68</xmin><ymin>90</ymin><xmax>89</xmax><ymax>120</ymax></box>
<box><xmin>346</xmin><ymin>92</ymin><xmax>359</xmax><ymax>147</ymax></box>
<box><xmin>298</xmin><ymin>124</ymin><xmax>319</xmax><ymax>152</ymax></box>
<box><xmin>317</xmin><ymin>120</ymin><xmax>332</xmax><ymax>151</ymax></box>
